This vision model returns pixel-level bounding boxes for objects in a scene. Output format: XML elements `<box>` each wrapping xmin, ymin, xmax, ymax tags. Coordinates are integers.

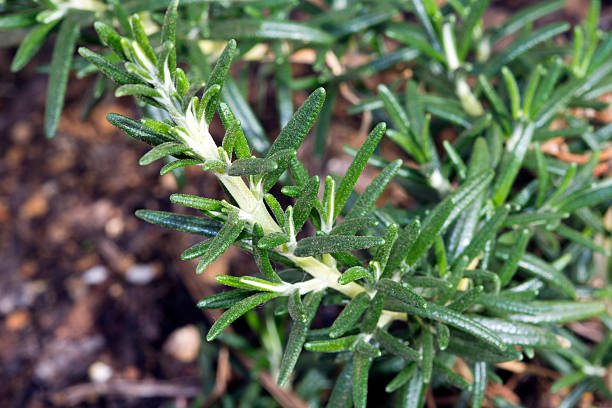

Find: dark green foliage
<box><xmin>38</xmin><ymin>0</ymin><xmax>612</xmax><ymax>407</ymax></box>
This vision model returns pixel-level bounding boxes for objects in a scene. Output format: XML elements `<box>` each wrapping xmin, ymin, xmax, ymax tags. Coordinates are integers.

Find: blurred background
<box><xmin>2</xmin><ymin>1</ymin><xmax>612</xmax><ymax>407</ymax></box>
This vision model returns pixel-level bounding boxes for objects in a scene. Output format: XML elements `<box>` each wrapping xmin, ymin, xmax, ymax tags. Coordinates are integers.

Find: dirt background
<box><xmin>1</xmin><ymin>1</ymin><xmax>612</xmax><ymax>407</ymax></box>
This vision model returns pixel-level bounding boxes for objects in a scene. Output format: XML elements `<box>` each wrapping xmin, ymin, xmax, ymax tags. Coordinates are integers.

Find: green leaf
<box><xmin>556</xmin><ymin>178</ymin><xmax>612</xmax><ymax>212</ymax></box>
<box><xmin>493</xmin><ymin>122</ymin><xmax>535</xmax><ymax>206</ymax></box>
<box><xmin>334</xmin><ymin>123</ymin><xmax>386</xmax><ymax>218</ymax></box>
<box><xmin>386</xmin><ymin>362</ymin><xmax>417</xmax><ymax>393</ymax></box>
<box><xmin>360</xmin><ymin>292</ymin><xmax>385</xmax><ymax>333</ymax></box>
<box><xmin>555</xmin><ymin>224</ymin><xmax>608</xmax><ymax>255</ymax></box>
<box><xmin>79</xmin><ymin>48</ymin><xmax>143</xmax><ymax>86</ymax></box>
<box><xmin>257</xmin><ymin>232</ymin><xmax>290</xmax><ymax>249</ymax></box>
<box><xmin>305</xmin><ymin>335</ymin><xmax>358</xmax><ymax>352</ymax></box>
<box><xmin>115</xmin><ymin>84</ymin><xmax>160</xmax><ymax>98</ymax></box>
<box><xmin>0</xmin><ymin>11</ymin><xmax>38</xmax><ymax>29</ymax></box>
<box><xmin>491</xmin><ymin>0</ymin><xmax>565</xmax><ymax>43</ymax></box>
<box><xmin>501</xmin><ymin>67</ymin><xmax>521</xmax><ymax>120</ymax></box>
<box><xmin>222</xmin><ymin>78</ymin><xmax>269</xmax><ymax>154</ymax></box>
<box><xmin>383</xmin><ymin>219</ymin><xmax>420</xmax><ymax>279</ymax></box>
<box><xmin>288</xmin><ymin>290</ymin><xmax>306</xmax><ymax>323</ymax></box>
<box><xmin>405</xmin><ymin>170</ymin><xmax>494</xmax><ymax>266</ymax></box>
<box><xmin>263</xmin><ymin>87</ymin><xmax>325</xmax><ymax>186</ymax></box>
<box><xmin>338</xmin><ymin>266</ymin><xmax>372</xmax><ymax>285</ymax></box>
<box><xmin>227</xmin><ymin>157</ymin><xmax>277</xmax><ymax>176</ymax></box>
<box><xmin>484</xmin><ymin>22</ymin><xmax>570</xmax><ymax>76</ymax></box>
<box><xmin>181</xmin><ymin>239</ymin><xmax>211</xmax><ymax>260</ymax></box>
<box><xmin>375</xmin><ymin>278</ymin><xmax>427</xmax><ymax>309</ymax></box>
<box><xmin>326</xmin><ymin>361</ymin><xmax>354</xmax><ymax>408</ymax></box>
<box><xmin>352</xmin><ymin>352</ymin><xmax>372</xmax><ymax>408</ymax></box>
<box><xmin>292</xmin><ymin>176</ymin><xmax>319</xmax><ymax>232</ymax></box>
<box><xmin>204</xmin><ymin>39</ymin><xmax>236</xmax><ymax>123</ymax></box>
<box><xmin>472</xmin><ymin>361</ymin><xmax>487</xmax><ymax>408</ymax></box>
<box><xmin>135</xmin><ymin>210</ymin><xmax>223</xmax><ymax>236</ymax></box>
<box><xmin>458</xmin><ymin>0</ymin><xmax>490</xmax><ymax>59</ymax></box>
<box><xmin>471</xmin><ymin>316</ymin><xmax>568</xmax><ymax>348</ymax></box>
<box><xmin>11</xmin><ymin>20</ymin><xmax>58</xmax><ymax>72</ymax></box>
<box><xmin>208</xmin><ymin>20</ymin><xmax>333</xmax><ymax>44</ymax></box>
<box><xmin>502</xmin><ymin>211</ymin><xmax>568</xmax><ymax>227</ymax></box>
<box><xmin>294</xmin><ymin>235</ymin><xmax>384</xmax><ymax>257</ymax></box>
<box><xmin>392</xmin><ymin>302</ymin><xmax>506</xmax><ymax>350</ymax></box>
<box><xmin>94</xmin><ymin>22</ymin><xmax>126</xmax><ymax>59</ymax></box>
<box><xmin>45</xmin><ymin>18</ymin><xmax>80</xmax><ymax>138</ymax></box>
<box><xmin>139</xmin><ymin>142</ymin><xmax>191</xmax><ymax>165</ymax></box>
<box><xmin>398</xmin><ymin>368</ymin><xmax>425</xmax><ymax>408</ymax></box>
<box><xmin>421</xmin><ymin>330</ymin><xmax>433</xmax><ymax>383</ymax></box>
<box><xmin>455</xmin><ymin>204</ymin><xmax>510</xmax><ymax>266</ymax></box>
<box><xmin>448</xmin><ymin>286</ymin><xmax>484</xmax><ymax>312</ymax></box>
<box><xmin>433</xmin><ymin>359</ymin><xmax>471</xmax><ymax>390</ymax></box>
<box><xmin>498</xmin><ymin>229</ymin><xmax>530</xmax><ymax>285</ymax></box>
<box><xmin>171</xmin><ymin>194</ymin><xmax>223</xmax><ymax>212</ymax></box>
<box><xmin>345</xmin><ymin>159</ymin><xmax>402</xmax><ymax>219</ymax></box>
<box><xmin>508</xmin><ymin>301</ymin><xmax>605</xmax><ymax>324</ymax></box>
<box><xmin>330</xmin><ymin>292</ymin><xmax>371</xmax><ymax>338</ymax></box>
<box><xmin>330</xmin><ymin>217</ymin><xmax>379</xmax><ymax>236</ymax></box>
<box><xmin>374</xmin><ymin>329</ymin><xmax>420</xmax><ymax>361</ymax></box>
<box><xmin>196</xmin><ymin>212</ymin><xmax>246</xmax><ymax>273</ymax></box>
<box><xmin>131</xmin><ymin>14</ymin><xmax>156</xmax><ymax>65</ymax></box>
<box><xmin>252</xmin><ymin>223</ymin><xmax>282</xmax><ymax>283</ymax></box>
<box><xmin>385</xmin><ymin>23</ymin><xmax>445</xmax><ymax>63</ymax></box>
<box><xmin>278</xmin><ymin>290</ymin><xmax>323</xmax><ymax>386</ymax></box>
<box><xmin>206</xmin><ymin>292</ymin><xmax>279</xmax><ymax>341</ymax></box>
<box><xmin>264</xmin><ymin>194</ymin><xmax>285</xmax><ymax>226</ymax></box>
<box><xmin>197</xmin><ymin>289</ymin><xmax>255</xmax><ymax>309</ymax></box>
<box><xmin>160</xmin><ymin>159</ymin><xmax>203</xmax><ymax>175</ymax></box>
<box><xmin>496</xmin><ymin>249</ymin><xmax>576</xmax><ymax>298</ymax></box>
<box><xmin>446</xmin><ymin>330</ymin><xmax>522</xmax><ymax>363</ymax></box>
<box><xmin>373</xmin><ymin>223</ymin><xmax>399</xmax><ymax>272</ymax></box>
<box><xmin>218</xmin><ymin>102</ymin><xmax>251</xmax><ymax>159</ymax></box>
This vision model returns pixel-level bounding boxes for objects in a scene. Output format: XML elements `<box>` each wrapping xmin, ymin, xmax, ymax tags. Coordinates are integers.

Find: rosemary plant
<box><xmin>13</xmin><ymin>0</ymin><xmax>610</xmax><ymax>406</ymax></box>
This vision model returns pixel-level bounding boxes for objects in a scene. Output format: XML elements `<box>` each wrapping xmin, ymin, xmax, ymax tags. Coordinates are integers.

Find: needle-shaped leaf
<box><xmin>326</xmin><ymin>361</ymin><xmax>353</xmax><ymax>408</ymax></box>
<box><xmin>448</xmin><ymin>286</ymin><xmax>484</xmax><ymax>312</ymax></box>
<box><xmin>207</xmin><ymin>292</ymin><xmax>278</xmax><ymax>341</ymax></box>
<box><xmin>294</xmin><ymin>235</ymin><xmax>384</xmax><ymax>257</ymax></box>
<box><xmin>353</xmin><ymin>351</ymin><xmax>373</xmax><ymax>408</ymax></box>
<box><xmin>292</xmin><ymin>176</ymin><xmax>319</xmax><ymax>232</ymax></box>
<box><xmin>374</xmin><ymin>329</ymin><xmax>421</xmax><ymax>361</ymax></box>
<box><xmin>304</xmin><ymin>335</ymin><xmax>359</xmax><ymax>352</ymax></box>
<box><xmin>421</xmin><ymin>330</ymin><xmax>433</xmax><ymax>383</ymax></box>
<box><xmin>288</xmin><ymin>289</ymin><xmax>306</xmax><ymax>323</ymax></box>
<box><xmin>386</xmin><ymin>362</ymin><xmax>417</xmax><ymax>393</ymax></box>
<box><xmin>251</xmin><ymin>223</ymin><xmax>282</xmax><ymax>283</ymax></box>
<box><xmin>338</xmin><ymin>266</ymin><xmax>371</xmax><ymax>285</ymax></box>
<box><xmin>170</xmin><ymin>194</ymin><xmax>224</xmax><ymax>212</ymax></box>
<box><xmin>330</xmin><ymin>217</ymin><xmax>379</xmax><ymax>236</ymax></box>
<box><xmin>471</xmin><ymin>317</ymin><xmax>568</xmax><ymax>348</ymax></box>
<box><xmin>197</xmin><ymin>289</ymin><xmax>255</xmax><ymax>309</ymax></box>
<box><xmin>345</xmin><ymin>159</ymin><xmax>402</xmax><ymax>219</ymax></box>
<box><xmin>507</xmin><ymin>301</ymin><xmax>605</xmax><ymax>324</ymax></box>
<box><xmin>334</xmin><ymin>123</ymin><xmax>386</xmax><ymax>217</ymax></box>
<box><xmin>227</xmin><ymin>157</ymin><xmax>278</xmax><ymax>176</ymax></box>
<box><xmin>496</xmin><ymin>249</ymin><xmax>576</xmax><ymax>298</ymax></box>
<box><xmin>135</xmin><ymin>210</ymin><xmax>223</xmax><ymax>236</ymax></box>
<box><xmin>218</xmin><ymin>102</ymin><xmax>251</xmax><ymax>159</ymax></box>
<box><xmin>45</xmin><ymin>18</ymin><xmax>80</xmax><ymax>138</ymax></box>
<box><xmin>360</xmin><ymin>292</ymin><xmax>385</xmax><ymax>333</ymax></box>
<box><xmin>493</xmin><ymin>122</ymin><xmax>534</xmax><ymax>206</ymax></box>
<box><xmin>204</xmin><ymin>39</ymin><xmax>236</xmax><ymax>123</ymax></box>
<box><xmin>196</xmin><ymin>212</ymin><xmax>246</xmax><ymax>273</ymax></box>
<box><xmin>278</xmin><ymin>290</ymin><xmax>323</xmax><ymax>387</ymax></box>
<box><xmin>398</xmin><ymin>367</ymin><xmax>425</xmax><ymax>408</ymax></box>
<box><xmin>11</xmin><ymin>20</ymin><xmax>58</xmax><ymax>72</ymax></box>
<box><xmin>265</xmin><ymin>88</ymin><xmax>326</xmax><ymax>185</ymax></box>
<box><xmin>406</xmin><ymin>170</ymin><xmax>494</xmax><ymax>267</ymax></box>
<box><xmin>181</xmin><ymin>239</ymin><xmax>211</xmax><ymax>260</ymax></box>
<box><xmin>208</xmin><ymin>20</ymin><xmax>333</xmax><ymax>44</ymax></box>
<box><xmin>376</xmin><ymin>279</ymin><xmax>427</xmax><ymax>309</ymax></box>
<box><xmin>160</xmin><ymin>159</ymin><xmax>203</xmax><ymax>175</ymax></box>
<box><xmin>330</xmin><ymin>292</ymin><xmax>371</xmax><ymax>338</ymax></box>
<box><xmin>257</xmin><ymin>232</ymin><xmax>290</xmax><ymax>249</ymax></box>
<box><xmin>556</xmin><ymin>178</ymin><xmax>612</xmax><ymax>212</ymax></box>
<box><xmin>484</xmin><ymin>22</ymin><xmax>569</xmax><ymax>77</ymax></box>
<box><xmin>383</xmin><ymin>219</ymin><xmax>420</xmax><ymax>279</ymax></box>
<box><xmin>139</xmin><ymin>142</ymin><xmax>191</xmax><ymax>165</ymax></box>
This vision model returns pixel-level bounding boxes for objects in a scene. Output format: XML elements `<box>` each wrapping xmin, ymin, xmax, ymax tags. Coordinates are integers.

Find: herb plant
<box><xmin>10</xmin><ymin>0</ymin><xmax>612</xmax><ymax>406</ymax></box>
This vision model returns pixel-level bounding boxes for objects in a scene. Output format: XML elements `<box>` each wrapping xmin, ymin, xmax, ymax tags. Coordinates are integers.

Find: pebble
<box><xmin>163</xmin><ymin>325</ymin><xmax>201</xmax><ymax>363</ymax></box>
<box><xmin>89</xmin><ymin>361</ymin><xmax>113</xmax><ymax>383</ymax></box>
<box><xmin>82</xmin><ymin>265</ymin><xmax>109</xmax><ymax>285</ymax></box>
<box><xmin>125</xmin><ymin>263</ymin><xmax>159</xmax><ymax>285</ymax></box>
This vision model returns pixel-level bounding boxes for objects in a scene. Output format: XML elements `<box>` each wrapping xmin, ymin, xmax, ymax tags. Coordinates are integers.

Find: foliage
<box><xmin>10</xmin><ymin>0</ymin><xmax>612</xmax><ymax>406</ymax></box>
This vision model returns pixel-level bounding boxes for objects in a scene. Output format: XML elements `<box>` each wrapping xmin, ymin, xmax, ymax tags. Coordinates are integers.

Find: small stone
<box><xmin>125</xmin><ymin>263</ymin><xmax>159</xmax><ymax>285</ymax></box>
<box><xmin>20</xmin><ymin>191</ymin><xmax>48</xmax><ymax>219</ymax></box>
<box><xmin>89</xmin><ymin>361</ymin><xmax>113</xmax><ymax>383</ymax></box>
<box><xmin>105</xmin><ymin>216</ymin><xmax>124</xmax><ymax>238</ymax></box>
<box><xmin>82</xmin><ymin>265</ymin><xmax>109</xmax><ymax>285</ymax></box>
<box><xmin>5</xmin><ymin>309</ymin><xmax>30</xmax><ymax>331</ymax></box>
<box><xmin>163</xmin><ymin>325</ymin><xmax>201</xmax><ymax>363</ymax></box>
